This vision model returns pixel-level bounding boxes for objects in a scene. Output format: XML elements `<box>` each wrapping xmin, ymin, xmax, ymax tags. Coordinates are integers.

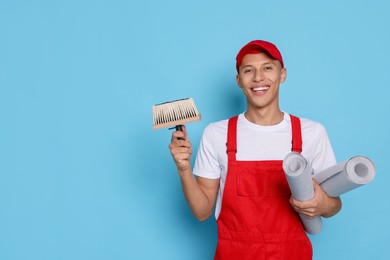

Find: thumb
<box><xmin>312</xmin><ymin>179</ymin><xmax>320</xmax><ymax>190</ymax></box>
<box><xmin>178</xmin><ymin>125</ymin><xmax>189</xmax><ymax>140</ymax></box>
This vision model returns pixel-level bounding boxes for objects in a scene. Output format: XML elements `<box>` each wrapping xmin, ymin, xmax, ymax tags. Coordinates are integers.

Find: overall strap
<box><xmin>226</xmin><ymin>116</ymin><xmax>238</xmax><ymax>161</ymax></box>
<box><xmin>290</xmin><ymin>114</ymin><xmax>303</xmax><ymax>153</ymax></box>
<box><xmin>227</xmin><ymin>114</ymin><xmax>303</xmax><ymax>157</ymax></box>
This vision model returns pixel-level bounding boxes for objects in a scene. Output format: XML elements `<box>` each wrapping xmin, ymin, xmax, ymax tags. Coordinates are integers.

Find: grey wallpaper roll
<box><xmin>283</xmin><ymin>153</ymin><xmax>376</xmax><ymax>235</ymax></box>
<box><xmin>283</xmin><ymin>152</ymin><xmax>322</xmax><ymax>234</ymax></box>
<box><xmin>313</xmin><ymin>156</ymin><xmax>376</xmax><ymax>197</ymax></box>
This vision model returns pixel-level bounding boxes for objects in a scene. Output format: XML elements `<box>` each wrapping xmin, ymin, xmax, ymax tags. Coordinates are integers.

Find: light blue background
<box><xmin>1</xmin><ymin>1</ymin><xmax>389</xmax><ymax>259</ymax></box>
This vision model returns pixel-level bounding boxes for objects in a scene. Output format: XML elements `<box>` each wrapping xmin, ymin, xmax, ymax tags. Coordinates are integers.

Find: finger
<box><xmin>312</xmin><ymin>180</ymin><xmax>327</xmax><ymax>200</ymax></box>
<box><xmin>182</xmin><ymin>125</ymin><xmax>190</xmax><ymax>139</ymax></box>
<box><xmin>312</xmin><ymin>179</ymin><xmax>320</xmax><ymax>191</ymax></box>
<box><xmin>300</xmin><ymin>212</ymin><xmax>317</xmax><ymax>219</ymax></box>
<box><xmin>176</xmin><ymin>125</ymin><xmax>189</xmax><ymax>139</ymax></box>
<box><xmin>290</xmin><ymin>197</ymin><xmax>306</xmax><ymax>209</ymax></box>
<box><xmin>171</xmin><ymin>131</ymin><xmax>185</xmax><ymax>141</ymax></box>
<box><xmin>171</xmin><ymin>140</ymin><xmax>191</xmax><ymax>150</ymax></box>
<box><xmin>175</xmin><ymin>146</ymin><xmax>192</xmax><ymax>153</ymax></box>
<box><xmin>291</xmin><ymin>196</ymin><xmax>317</xmax><ymax>210</ymax></box>
<box><xmin>292</xmin><ymin>204</ymin><xmax>318</xmax><ymax>217</ymax></box>
<box><xmin>172</xmin><ymin>147</ymin><xmax>192</xmax><ymax>158</ymax></box>
<box><xmin>172</xmin><ymin>151</ymin><xmax>192</xmax><ymax>161</ymax></box>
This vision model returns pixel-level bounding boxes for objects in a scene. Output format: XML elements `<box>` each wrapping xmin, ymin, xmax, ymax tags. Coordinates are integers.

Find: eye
<box><xmin>263</xmin><ymin>66</ymin><xmax>273</xmax><ymax>71</ymax></box>
<box><xmin>243</xmin><ymin>68</ymin><xmax>254</xmax><ymax>74</ymax></box>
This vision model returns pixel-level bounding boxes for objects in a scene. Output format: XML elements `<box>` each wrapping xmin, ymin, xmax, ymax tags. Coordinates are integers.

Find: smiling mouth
<box><xmin>251</xmin><ymin>86</ymin><xmax>269</xmax><ymax>94</ymax></box>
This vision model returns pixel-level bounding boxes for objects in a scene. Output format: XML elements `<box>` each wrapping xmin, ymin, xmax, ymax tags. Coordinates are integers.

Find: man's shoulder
<box><xmin>202</xmin><ymin>114</ymin><xmax>244</xmax><ymax>139</ymax></box>
<box><xmin>203</xmin><ymin>118</ymin><xmax>229</xmax><ymax>134</ymax></box>
<box><xmin>205</xmin><ymin>114</ymin><xmax>242</xmax><ymax>129</ymax></box>
<box><xmin>297</xmin><ymin>116</ymin><xmax>329</xmax><ymax>137</ymax></box>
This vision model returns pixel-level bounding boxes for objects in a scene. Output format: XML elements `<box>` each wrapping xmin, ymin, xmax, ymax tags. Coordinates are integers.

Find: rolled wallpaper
<box><xmin>283</xmin><ymin>153</ymin><xmax>376</xmax><ymax>235</ymax></box>
<box><xmin>313</xmin><ymin>156</ymin><xmax>376</xmax><ymax>197</ymax></box>
<box><xmin>282</xmin><ymin>152</ymin><xmax>322</xmax><ymax>234</ymax></box>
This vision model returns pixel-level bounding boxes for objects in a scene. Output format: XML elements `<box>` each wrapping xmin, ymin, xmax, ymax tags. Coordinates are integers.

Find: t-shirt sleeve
<box><xmin>193</xmin><ymin>125</ymin><xmax>222</xmax><ymax>179</ymax></box>
<box><xmin>311</xmin><ymin>123</ymin><xmax>337</xmax><ymax>174</ymax></box>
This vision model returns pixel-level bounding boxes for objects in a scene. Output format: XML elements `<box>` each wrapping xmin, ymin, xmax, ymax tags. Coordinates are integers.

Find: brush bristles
<box><xmin>152</xmin><ymin>98</ymin><xmax>201</xmax><ymax>129</ymax></box>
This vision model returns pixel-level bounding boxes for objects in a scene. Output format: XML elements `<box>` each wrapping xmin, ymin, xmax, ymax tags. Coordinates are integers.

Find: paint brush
<box><xmin>152</xmin><ymin>98</ymin><xmax>201</xmax><ymax>131</ymax></box>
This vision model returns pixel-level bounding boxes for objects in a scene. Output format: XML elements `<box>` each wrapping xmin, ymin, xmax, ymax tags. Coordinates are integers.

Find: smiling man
<box><xmin>169</xmin><ymin>40</ymin><xmax>342</xmax><ymax>260</ymax></box>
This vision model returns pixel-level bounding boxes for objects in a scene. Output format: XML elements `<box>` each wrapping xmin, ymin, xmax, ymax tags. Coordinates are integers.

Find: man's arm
<box><xmin>169</xmin><ymin>126</ymin><xmax>220</xmax><ymax>221</ymax></box>
<box><xmin>290</xmin><ymin>180</ymin><xmax>342</xmax><ymax>218</ymax></box>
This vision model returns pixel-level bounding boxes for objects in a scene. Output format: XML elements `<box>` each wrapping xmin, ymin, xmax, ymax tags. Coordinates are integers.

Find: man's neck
<box><xmin>244</xmin><ymin>108</ymin><xmax>284</xmax><ymax>126</ymax></box>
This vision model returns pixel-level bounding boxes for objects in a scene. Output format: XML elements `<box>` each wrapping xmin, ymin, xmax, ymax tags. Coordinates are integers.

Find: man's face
<box><xmin>236</xmin><ymin>52</ymin><xmax>287</xmax><ymax>112</ymax></box>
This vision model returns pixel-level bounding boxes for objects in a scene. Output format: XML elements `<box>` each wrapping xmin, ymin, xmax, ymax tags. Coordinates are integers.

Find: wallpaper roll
<box><xmin>283</xmin><ymin>154</ymin><xmax>376</xmax><ymax>235</ymax></box>
<box><xmin>283</xmin><ymin>152</ymin><xmax>322</xmax><ymax>234</ymax></box>
<box><xmin>313</xmin><ymin>156</ymin><xmax>376</xmax><ymax>197</ymax></box>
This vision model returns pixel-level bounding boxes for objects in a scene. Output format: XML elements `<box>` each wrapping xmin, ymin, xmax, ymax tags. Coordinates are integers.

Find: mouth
<box><xmin>251</xmin><ymin>85</ymin><xmax>270</xmax><ymax>95</ymax></box>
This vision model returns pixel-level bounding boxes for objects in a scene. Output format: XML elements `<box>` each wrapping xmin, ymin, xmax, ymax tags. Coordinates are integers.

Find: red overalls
<box><xmin>214</xmin><ymin>115</ymin><xmax>312</xmax><ymax>260</ymax></box>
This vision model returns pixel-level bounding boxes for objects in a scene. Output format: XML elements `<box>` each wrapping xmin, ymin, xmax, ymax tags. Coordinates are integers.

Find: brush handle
<box><xmin>175</xmin><ymin>125</ymin><xmax>184</xmax><ymax>140</ymax></box>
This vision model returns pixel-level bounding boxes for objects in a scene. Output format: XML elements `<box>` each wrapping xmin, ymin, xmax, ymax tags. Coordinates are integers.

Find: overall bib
<box><xmin>214</xmin><ymin>115</ymin><xmax>312</xmax><ymax>260</ymax></box>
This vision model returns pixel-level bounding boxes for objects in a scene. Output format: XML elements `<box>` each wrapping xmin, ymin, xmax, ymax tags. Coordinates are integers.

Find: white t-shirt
<box><xmin>193</xmin><ymin>112</ymin><xmax>336</xmax><ymax>219</ymax></box>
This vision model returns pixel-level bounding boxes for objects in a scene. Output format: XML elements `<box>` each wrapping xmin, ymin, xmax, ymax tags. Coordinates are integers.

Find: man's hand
<box><xmin>290</xmin><ymin>180</ymin><xmax>342</xmax><ymax>218</ymax></box>
<box><xmin>169</xmin><ymin>125</ymin><xmax>192</xmax><ymax>172</ymax></box>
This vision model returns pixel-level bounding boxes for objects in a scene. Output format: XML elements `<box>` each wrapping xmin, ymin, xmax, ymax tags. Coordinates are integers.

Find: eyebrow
<box><xmin>241</xmin><ymin>62</ymin><xmax>275</xmax><ymax>69</ymax></box>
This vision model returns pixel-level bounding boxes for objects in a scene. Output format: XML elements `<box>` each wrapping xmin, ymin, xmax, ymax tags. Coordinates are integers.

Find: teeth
<box><xmin>253</xmin><ymin>87</ymin><xmax>268</xmax><ymax>91</ymax></box>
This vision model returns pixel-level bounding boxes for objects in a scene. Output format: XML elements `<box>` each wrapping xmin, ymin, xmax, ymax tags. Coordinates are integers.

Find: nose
<box><xmin>253</xmin><ymin>69</ymin><xmax>264</xmax><ymax>82</ymax></box>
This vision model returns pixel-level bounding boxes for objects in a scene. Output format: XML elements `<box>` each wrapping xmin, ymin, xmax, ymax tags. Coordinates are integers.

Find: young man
<box><xmin>169</xmin><ymin>40</ymin><xmax>342</xmax><ymax>260</ymax></box>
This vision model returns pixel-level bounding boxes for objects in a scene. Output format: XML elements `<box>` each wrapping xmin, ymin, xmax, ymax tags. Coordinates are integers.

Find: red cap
<box><xmin>236</xmin><ymin>40</ymin><xmax>284</xmax><ymax>72</ymax></box>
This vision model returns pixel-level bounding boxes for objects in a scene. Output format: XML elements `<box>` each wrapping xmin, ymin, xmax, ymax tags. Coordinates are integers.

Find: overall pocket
<box><xmin>237</xmin><ymin>171</ymin><xmax>291</xmax><ymax>197</ymax></box>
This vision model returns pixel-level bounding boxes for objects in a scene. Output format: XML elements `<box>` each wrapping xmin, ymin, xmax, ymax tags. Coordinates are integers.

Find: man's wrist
<box><xmin>178</xmin><ymin>167</ymin><xmax>193</xmax><ymax>178</ymax></box>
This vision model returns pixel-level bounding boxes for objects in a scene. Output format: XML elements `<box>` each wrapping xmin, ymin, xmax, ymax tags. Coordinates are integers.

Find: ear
<box><xmin>236</xmin><ymin>74</ymin><xmax>242</xmax><ymax>88</ymax></box>
<box><xmin>280</xmin><ymin>68</ymin><xmax>287</xmax><ymax>83</ymax></box>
